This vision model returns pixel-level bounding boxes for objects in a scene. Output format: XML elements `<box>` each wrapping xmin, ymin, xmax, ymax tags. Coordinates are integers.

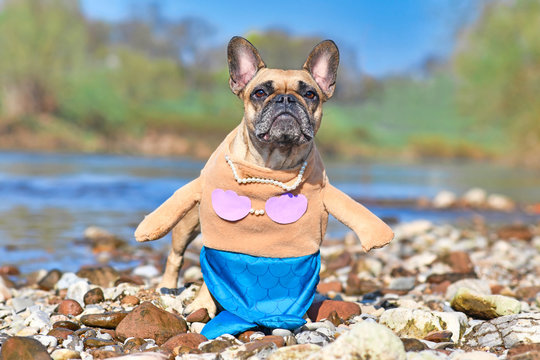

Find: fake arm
<box><xmin>135</xmin><ymin>177</ymin><xmax>202</xmax><ymax>242</ymax></box>
<box><xmin>323</xmin><ymin>183</ymin><xmax>394</xmax><ymax>251</ymax></box>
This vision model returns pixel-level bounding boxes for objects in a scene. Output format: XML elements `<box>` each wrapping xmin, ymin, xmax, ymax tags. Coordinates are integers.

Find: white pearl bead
<box><xmin>260</xmin><ymin>209</ymin><xmax>265</xmax><ymax>215</ymax></box>
<box><xmin>250</xmin><ymin>208</ymin><xmax>255</xmax><ymax>214</ymax></box>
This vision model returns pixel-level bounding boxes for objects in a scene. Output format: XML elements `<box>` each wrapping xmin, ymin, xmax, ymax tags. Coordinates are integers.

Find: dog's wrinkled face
<box><xmin>227</xmin><ymin>37</ymin><xmax>339</xmax><ymax>149</ymax></box>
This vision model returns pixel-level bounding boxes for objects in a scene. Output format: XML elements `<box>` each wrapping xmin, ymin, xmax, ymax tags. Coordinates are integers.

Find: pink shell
<box><xmin>265</xmin><ymin>193</ymin><xmax>308</xmax><ymax>224</ymax></box>
<box><xmin>211</xmin><ymin>189</ymin><xmax>251</xmax><ymax>221</ymax></box>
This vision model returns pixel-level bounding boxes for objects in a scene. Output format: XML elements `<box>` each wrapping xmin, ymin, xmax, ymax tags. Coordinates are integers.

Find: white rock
<box><xmin>183</xmin><ymin>266</ymin><xmax>204</xmax><ymax>282</ymax></box>
<box><xmin>487</xmin><ymin>194</ymin><xmax>515</xmax><ymax>211</ymax></box>
<box><xmin>0</xmin><ymin>276</ymin><xmax>11</xmax><ymax>302</ymax></box>
<box><xmin>407</xmin><ymin>350</ymin><xmax>448</xmax><ymax>360</ymax></box>
<box><xmin>103</xmin><ymin>283</ymin><xmax>139</xmax><ymax>300</ymax></box>
<box><xmin>395</xmin><ymin>220</ymin><xmax>433</xmax><ymax>239</ymax></box>
<box><xmin>462</xmin><ymin>188</ymin><xmax>487</xmax><ymax>207</ymax></box>
<box><xmin>24</xmin><ymin>306</ymin><xmax>51</xmax><ymax>331</ymax></box>
<box><xmin>33</xmin><ymin>334</ymin><xmax>58</xmax><ymax>349</ymax></box>
<box><xmin>268</xmin><ymin>344</ymin><xmax>321</xmax><ymax>360</ymax></box>
<box><xmin>450</xmin><ymin>351</ymin><xmax>498</xmax><ymax>360</ymax></box>
<box><xmin>190</xmin><ymin>322</ymin><xmax>206</xmax><ymax>334</ymax></box>
<box><xmin>272</xmin><ymin>328</ymin><xmax>293</xmax><ymax>337</ymax></box>
<box><xmin>108</xmin><ymin>353</ymin><xmax>169</xmax><ymax>359</ymax></box>
<box><xmin>465</xmin><ymin>312</ymin><xmax>540</xmax><ymax>348</ymax></box>
<box><xmin>380</xmin><ymin>308</ymin><xmax>468</xmax><ymax>343</ymax></box>
<box><xmin>56</xmin><ymin>272</ymin><xmax>87</xmax><ymax>290</ymax></box>
<box><xmin>67</xmin><ymin>280</ymin><xmax>91</xmax><ymax>307</ymax></box>
<box><xmin>308</xmin><ymin>322</ymin><xmax>406</xmax><ymax>360</ymax></box>
<box><xmin>51</xmin><ymin>349</ymin><xmax>82</xmax><ymax>360</ymax></box>
<box><xmin>433</xmin><ymin>190</ymin><xmax>457</xmax><ymax>209</ymax></box>
<box><xmin>295</xmin><ymin>331</ymin><xmax>332</xmax><ymax>346</ymax></box>
<box><xmin>10</xmin><ymin>297</ymin><xmax>34</xmax><ymax>313</ymax></box>
<box><xmin>132</xmin><ymin>264</ymin><xmax>160</xmax><ymax>278</ymax></box>
<box><xmin>445</xmin><ymin>279</ymin><xmax>492</xmax><ymax>300</ymax></box>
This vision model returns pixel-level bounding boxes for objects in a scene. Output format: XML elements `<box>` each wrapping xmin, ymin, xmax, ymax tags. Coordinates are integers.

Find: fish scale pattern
<box><xmin>200</xmin><ymin>246</ymin><xmax>320</xmax><ymax>338</ymax></box>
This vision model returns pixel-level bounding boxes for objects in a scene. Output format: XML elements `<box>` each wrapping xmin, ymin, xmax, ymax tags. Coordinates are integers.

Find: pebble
<box><xmin>80</xmin><ymin>311</ymin><xmax>128</xmax><ymax>329</ymax></box>
<box><xmin>450</xmin><ymin>287</ymin><xmax>521</xmax><ymax>319</ymax></box>
<box><xmin>306</xmin><ymin>299</ymin><xmax>361</xmax><ymax>321</ymax></box>
<box><xmin>295</xmin><ymin>331</ymin><xmax>332</xmax><ymax>347</ymax></box>
<box><xmin>0</xmin><ymin>336</ymin><xmax>53</xmax><ymax>360</ymax></box>
<box><xmin>116</xmin><ymin>301</ymin><xmax>187</xmax><ymax>345</ymax></box>
<box><xmin>132</xmin><ymin>264</ymin><xmax>160</xmax><ymax>279</ymax></box>
<box><xmin>83</xmin><ymin>288</ymin><xmax>105</xmax><ymax>305</ymax></box>
<box><xmin>267</xmin><ymin>344</ymin><xmax>321</xmax><ymax>360</ymax></box>
<box><xmin>58</xmin><ymin>299</ymin><xmax>84</xmax><ymax>316</ymax></box>
<box><xmin>38</xmin><ymin>269</ymin><xmax>63</xmax><ymax>291</ymax></box>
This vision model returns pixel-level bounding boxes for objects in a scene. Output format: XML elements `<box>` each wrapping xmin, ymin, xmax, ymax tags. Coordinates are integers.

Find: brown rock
<box><xmin>80</xmin><ymin>312</ymin><xmax>128</xmax><ymax>329</ymax></box>
<box><xmin>123</xmin><ymin>337</ymin><xmax>146</xmax><ymax>353</ymax></box>
<box><xmin>90</xmin><ymin>348</ymin><xmax>122</xmax><ymax>359</ymax></box>
<box><xmin>115</xmin><ymin>301</ymin><xmax>187</xmax><ymax>345</ymax></box>
<box><xmin>47</xmin><ymin>327</ymin><xmax>74</xmax><ymax>343</ymax></box>
<box><xmin>199</xmin><ymin>337</ymin><xmax>238</xmax><ymax>353</ymax></box>
<box><xmin>52</xmin><ymin>320</ymin><xmax>80</xmax><ymax>331</ymax></box>
<box><xmin>307</xmin><ymin>300</ymin><xmax>361</xmax><ymax>322</ymax></box>
<box><xmin>57</xmin><ymin>299</ymin><xmax>84</xmax><ymax>316</ymax></box>
<box><xmin>259</xmin><ymin>335</ymin><xmax>285</xmax><ymax>348</ymax></box>
<box><xmin>37</xmin><ymin>269</ymin><xmax>62</xmax><ymax>291</ymax></box>
<box><xmin>317</xmin><ymin>281</ymin><xmax>343</xmax><ymax>294</ymax></box>
<box><xmin>114</xmin><ymin>275</ymin><xmax>145</xmax><ymax>286</ymax></box>
<box><xmin>401</xmin><ymin>337</ymin><xmax>428</xmax><ymax>352</ymax></box>
<box><xmin>120</xmin><ymin>295</ymin><xmax>140</xmax><ymax>306</ymax></box>
<box><xmin>0</xmin><ymin>265</ymin><xmax>20</xmax><ymax>276</ymax></box>
<box><xmin>448</xmin><ymin>251</ymin><xmax>475</xmax><ymax>274</ymax></box>
<box><xmin>237</xmin><ymin>330</ymin><xmax>257</xmax><ymax>343</ymax></box>
<box><xmin>326</xmin><ymin>310</ymin><xmax>343</xmax><ymax>326</ymax></box>
<box><xmin>161</xmin><ymin>333</ymin><xmax>207</xmax><ymax>353</ymax></box>
<box><xmin>185</xmin><ymin>308</ymin><xmax>210</xmax><ymax>323</ymax></box>
<box><xmin>516</xmin><ymin>286</ymin><xmax>540</xmax><ymax>302</ymax></box>
<box><xmin>84</xmin><ymin>287</ymin><xmax>105</xmax><ymax>305</ymax></box>
<box><xmin>325</xmin><ymin>251</ymin><xmax>352</xmax><ymax>271</ymax></box>
<box><xmin>390</xmin><ymin>266</ymin><xmax>415</xmax><ymax>277</ymax></box>
<box><xmin>430</xmin><ymin>280</ymin><xmax>452</xmax><ymax>295</ymax></box>
<box><xmin>424</xmin><ymin>330</ymin><xmax>453</xmax><ymax>343</ymax></box>
<box><xmin>497</xmin><ymin>224</ymin><xmax>533</xmax><ymax>241</ymax></box>
<box><xmin>83</xmin><ymin>337</ymin><xmax>117</xmax><ymax>349</ymax></box>
<box><xmin>345</xmin><ymin>273</ymin><xmax>379</xmax><ymax>295</ymax></box>
<box><xmin>0</xmin><ymin>336</ymin><xmax>52</xmax><ymax>360</ymax></box>
<box><xmin>508</xmin><ymin>344</ymin><xmax>540</xmax><ymax>360</ymax></box>
<box><xmin>77</xmin><ymin>266</ymin><xmax>120</xmax><ymax>288</ymax></box>
<box><xmin>426</xmin><ymin>272</ymin><xmax>476</xmax><ymax>284</ymax></box>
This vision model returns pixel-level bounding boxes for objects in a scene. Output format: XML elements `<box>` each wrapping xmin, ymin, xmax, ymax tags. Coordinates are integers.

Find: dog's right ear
<box><xmin>227</xmin><ymin>36</ymin><xmax>266</xmax><ymax>95</ymax></box>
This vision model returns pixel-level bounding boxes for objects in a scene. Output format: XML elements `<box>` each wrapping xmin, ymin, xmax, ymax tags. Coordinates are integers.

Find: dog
<box><xmin>135</xmin><ymin>36</ymin><xmax>393</xmax><ymax>339</ymax></box>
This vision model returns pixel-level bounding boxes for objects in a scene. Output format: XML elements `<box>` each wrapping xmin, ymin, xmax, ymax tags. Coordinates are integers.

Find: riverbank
<box><xmin>0</xmin><ymin>219</ymin><xmax>539</xmax><ymax>359</ymax></box>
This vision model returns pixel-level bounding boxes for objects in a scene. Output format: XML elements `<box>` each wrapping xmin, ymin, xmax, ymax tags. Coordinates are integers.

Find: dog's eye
<box><xmin>254</xmin><ymin>89</ymin><xmax>267</xmax><ymax>98</ymax></box>
<box><xmin>304</xmin><ymin>91</ymin><xmax>316</xmax><ymax>100</ymax></box>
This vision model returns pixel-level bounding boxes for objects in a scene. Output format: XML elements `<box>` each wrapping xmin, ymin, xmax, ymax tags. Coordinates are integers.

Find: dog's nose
<box><xmin>275</xmin><ymin>94</ymin><xmax>296</xmax><ymax>104</ymax></box>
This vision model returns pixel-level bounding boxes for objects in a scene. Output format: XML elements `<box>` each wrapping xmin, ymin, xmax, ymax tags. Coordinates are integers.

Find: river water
<box><xmin>1</xmin><ymin>151</ymin><xmax>539</xmax><ymax>273</ymax></box>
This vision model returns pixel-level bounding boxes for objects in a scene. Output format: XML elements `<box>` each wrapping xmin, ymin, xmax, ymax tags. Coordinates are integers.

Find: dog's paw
<box><xmin>183</xmin><ymin>284</ymin><xmax>217</xmax><ymax>318</ymax></box>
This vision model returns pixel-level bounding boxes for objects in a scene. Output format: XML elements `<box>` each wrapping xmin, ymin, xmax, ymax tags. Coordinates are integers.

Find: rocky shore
<box><xmin>0</xmin><ymin>219</ymin><xmax>539</xmax><ymax>359</ymax></box>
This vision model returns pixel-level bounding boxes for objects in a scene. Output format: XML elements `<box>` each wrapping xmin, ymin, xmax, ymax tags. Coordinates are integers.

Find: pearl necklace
<box><xmin>225</xmin><ymin>155</ymin><xmax>307</xmax><ymax>192</ymax></box>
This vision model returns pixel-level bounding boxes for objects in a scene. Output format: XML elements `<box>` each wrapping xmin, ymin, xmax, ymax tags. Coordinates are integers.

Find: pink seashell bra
<box><xmin>211</xmin><ymin>188</ymin><xmax>308</xmax><ymax>224</ymax></box>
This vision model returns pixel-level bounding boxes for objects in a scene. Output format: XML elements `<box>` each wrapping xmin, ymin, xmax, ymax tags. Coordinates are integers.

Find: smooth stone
<box><xmin>66</xmin><ymin>281</ymin><xmax>91</xmax><ymax>307</ymax></box>
<box><xmin>57</xmin><ymin>299</ymin><xmax>84</xmax><ymax>316</ymax></box>
<box><xmin>388</xmin><ymin>276</ymin><xmax>417</xmax><ymax>291</ymax></box>
<box><xmin>199</xmin><ymin>337</ymin><xmax>240</xmax><ymax>353</ymax></box>
<box><xmin>76</xmin><ymin>266</ymin><xmax>120</xmax><ymax>288</ymax></box>
<box><xmin>450</xmin><ymin>287</ymin><xmax>521</xmax><ymax>319</ymax></box>
<box><xmin>50</xmin><ymin>348</ymin><xmax>81</xmax><ymax>360</ymax></box>
<box><xmin>451</xmin><ymin>351</ymin><xmax>498</xmax><ymax>360</ymax></box>
<box><xmin>308</xmin><ymin>322</ymin><xmax>406</xmax><ymax>360</ymax></box>
<box><xmin>38</xmin><ymin>269</ymin><xmax>63</xmax><ymax>291</ymax></box>
<box><xmin>185</xmin><ymin>308</ymin><xmax>210</xmax><ymax>323</ymax></box>
<box><xmin>447</xmin><ymin>251</ymin><xmax>475</xmax><ymax>274</ymax></box>
<box><xmin>272</xmin><ymin>329</ymin><xmax>293</xmax><ymax>337</ymax></box>
<box><xmin>307</xmin><ymin>299</ymin><xmax>361</xmax><ymax>322</ymax></box>
<box><xmin>316</xmin><ymin>281</ymin><xmax>343</xmax><ymax>294</ymax></box>
<box><xmin>0</xmin><ymin>276</ymin><xmax>11</xmax><ymax>302</ymax></box>
<box><xmin>446</xmin><ymin>279</ymin><xmax>492</xmax><ymax>300</ymax></box>
<box><xmin>83</xmin><ymin>288</ymin><xmax>105</xmax><ymax>305</ymax></box>
<box><xmin>80</xmin><ymin>311</ymin><xmax>128</xmax><ymax>329</ymax></box>
<box><xmin>0</xmin><ymin>336</ymin><xmax>53</xmax><ymax>360</ymax></box>
<box><xmin>56</xmin><ymin>273</ymin><xmax>87</xmax><ymax>290</ymax></box>
<box><xmin>423</xmin><ymin>330</ymin><xmax>453</xmax><ymax>343</ymax></box>
<box><xmin>120</xmin><ymin>295</ymin><xmax>140</xmax><ymax>307</ymax></box>
<box><xmin>83</xmin><ymin>337</ymin><xmax>117</xmax><ymax>349</ymax></box>
<box><xmin>267</xmin><ymin>344</ymin><xmax>321</xmax><ymax>360</ymax></box>
<box><xmin>48</xmin><ymin>328</ymin><xmax>75</xmax><ymax>342</ymax></box>
<box><xmin>406</xmin><ymin>350</ymin><xmax>448</xmax><ymax>359</ymax></box>
<box><xmin>116</xmin><ymin>301</ymin><xmax>187</xmax><ymax>345</ymax></box>
<box><xmin>219</xmin><ymin>341</ymin><xmax>277</xmax><ymax>360</ymax></box>
<box><xmin>433</xmin><ymin>190</ymin><xmax>456</xmax><ymax>208</ymax></box>
<box><xmin>52</xmin><ymin>321</ymin><xmax>80</xmax><ymax>331</ymax></box>
<box><xmin>190</xmin><ymin>322</ymin><xmax>205</xmax><ymax>334</ymax></box>
<box><xmin>380</xmin><ymin>308</ymin><xmax>468</xmax><ymax>343</ymax></box>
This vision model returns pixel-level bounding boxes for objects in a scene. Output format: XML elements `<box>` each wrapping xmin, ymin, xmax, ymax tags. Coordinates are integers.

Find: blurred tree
<box><xmin>0</xmin><ymin>0</ymin><xmax>86</xmax><ymax>117</ymax></box>
<box><xmin>454</xmin><ymin>0</ymin><xmax>540</xmax><ymax>154</ymax></box>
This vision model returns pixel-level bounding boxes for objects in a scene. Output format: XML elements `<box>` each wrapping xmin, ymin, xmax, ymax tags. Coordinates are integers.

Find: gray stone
<box><xmin>295</xmin><ymin>331</ymin><xmax>332</xmax><ymax>346</ymax></box>
<box><xmin>11</xmin><ymin>297</ymin><xmax>35</xmax><ymax>313</ymax></box>
<box><xmin>308</xmin><ymin>322</ymin><xmax>406</xmax><ymax>360</ymax></box>
<box><xmin>389</xmin><ymin>276</ymin><xmax>417</xmax><ymax>291</ymax></box>
<box><xmin>465</xmin><ymin>312</ymin><xmax>540</xmax><ymax>348</ymax></box>
<box><xmin>271</xmin><ymin>328</ymin><xmax>292</xmax><ymax>337</ymax></box>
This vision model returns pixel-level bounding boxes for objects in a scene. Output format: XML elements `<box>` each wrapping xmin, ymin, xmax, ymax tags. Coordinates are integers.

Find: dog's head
<box><xmin>227</xmin><ymin>36</ymin><xmax>339</xmax><ymax>149</ymax></box>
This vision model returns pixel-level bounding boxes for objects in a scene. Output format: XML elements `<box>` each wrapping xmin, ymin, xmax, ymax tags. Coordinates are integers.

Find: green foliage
<box><xmin>454</xmin><ymin>0</ymin><xmax>540</xmax><ymax>151</ymax></box>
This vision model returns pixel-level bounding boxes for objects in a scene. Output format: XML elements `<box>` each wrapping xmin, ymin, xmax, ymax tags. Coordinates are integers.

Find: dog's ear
<box><xmin>227</xmin><ymin>36</ymin><xmax>266</xmax><ymax>95</ymax></box>
<box><xmin>303</xmin><ymin>40</ymin><xmax>340</xmax><ymax>99</ymax></box>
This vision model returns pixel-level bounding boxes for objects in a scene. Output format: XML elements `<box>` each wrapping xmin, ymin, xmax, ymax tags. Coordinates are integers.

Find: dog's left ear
<box><xmin>228</xmin><ymin>36</ymin><xmax>266</xmax><ymax>95</ymax></box>
<box><xmin>303</xmin><ymin>40</ymin><xmax>340</xmax><ymax>99</ymax></box>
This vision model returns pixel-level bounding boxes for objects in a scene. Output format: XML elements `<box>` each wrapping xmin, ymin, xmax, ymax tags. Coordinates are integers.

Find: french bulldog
<box><xmin>135</xmin><ymin>36</ymin><xmax>393</xmax><ymax>334</ymax></box>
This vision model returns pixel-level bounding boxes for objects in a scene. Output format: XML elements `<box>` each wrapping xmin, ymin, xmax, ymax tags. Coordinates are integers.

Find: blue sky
<box><xmin>80</xmin><ymin>1</ymin><xmax>482</xmax><ymax>77</ymax></box>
